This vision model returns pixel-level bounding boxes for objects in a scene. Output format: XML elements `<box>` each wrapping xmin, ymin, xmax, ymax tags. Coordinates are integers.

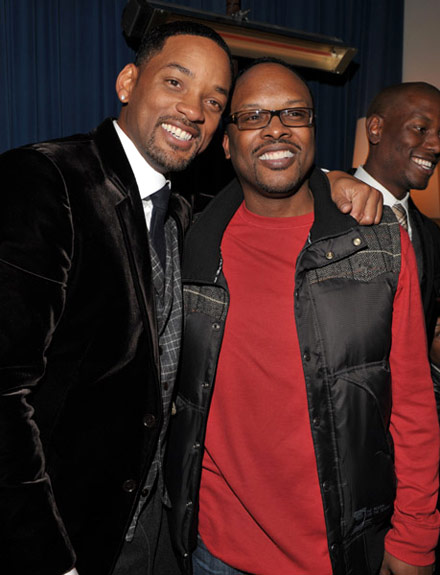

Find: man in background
<box><xmin>354</xmin><ymin>82</ymin><xmax>440</xmax><ymax>352</ymax></box>
<box><xmin>167</xmin><ymin>59</ymin><xmax>440</xmax><ymax>575</ymax></box>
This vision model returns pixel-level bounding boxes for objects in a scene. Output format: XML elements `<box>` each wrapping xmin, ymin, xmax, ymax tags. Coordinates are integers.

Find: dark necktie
<box><xmin>149</xmin><ymin>183</ymin><xmax>171</xmax><ymax>269</ymax></box>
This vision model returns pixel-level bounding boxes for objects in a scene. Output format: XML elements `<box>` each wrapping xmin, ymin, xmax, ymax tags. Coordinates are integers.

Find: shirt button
<box><xmin>325</xmin><ymin>251</ymin><xmax>334</xmax><ymax>260</ymax></box>
<box><xmin>141</xmin><ymin>487</ymin><xmax>149</xmax><ymax>498</ymax></box>
<box><xmin>122</xmin><ymin>479</ymin><xmax>137</xmax><ymax>493</ymax></box>
<box><xmin>212</xmin><ymin>322</ymin><xmax>220</xmax><ymax>330</ymax></box>
<box><xmin>352</xmin><ymin>237</ymin><xmax>362</xmax><ymax>246</ymax></box>
<box><xmin>303</xmin><ymin>350</ymin><xmax>311</xmax><ymax>361</ymax></box>
<box><xmin>143</xmin><ymin>414</ymin><xmax>157</xmax><ymax>428</ymax></box>
<box><xmin>313</xmin><ymin>416</ymin><xmax>321</xmax><ymax>427</ymax></box>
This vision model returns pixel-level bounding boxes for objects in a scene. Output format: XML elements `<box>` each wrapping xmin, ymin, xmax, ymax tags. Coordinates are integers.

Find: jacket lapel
<box><xmin>94</xmin><ymin>119</ymin><xmax>160</xmax><ymax>368</ymax></box>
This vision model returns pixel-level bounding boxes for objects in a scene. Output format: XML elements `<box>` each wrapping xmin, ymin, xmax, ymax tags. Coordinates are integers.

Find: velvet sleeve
<box><xmin>0</xmin><ymin>148</ymin><xmax>76</xmax><ymax>574</ymax></box>
<box><xmin>384</xmin><ymin>228</ymin><xmax>440</xmax><ymax>565</ymax></box>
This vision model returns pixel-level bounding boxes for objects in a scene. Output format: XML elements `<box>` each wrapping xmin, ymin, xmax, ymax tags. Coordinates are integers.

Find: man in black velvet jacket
<box><xmin>0</xmin><ymin>20</ymin><xmax>233</xmax><ymax>575</ymax></box>
<box><xmin>0</xmin><ymin>18</ymin><xmax>381</xmax><ymax>575</ymax></box>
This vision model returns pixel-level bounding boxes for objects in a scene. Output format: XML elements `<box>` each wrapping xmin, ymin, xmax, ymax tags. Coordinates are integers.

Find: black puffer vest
<box><xmin>166</xmin><ymin>168</ymin><xmax>401</xmax><ymax>575</ymax></box>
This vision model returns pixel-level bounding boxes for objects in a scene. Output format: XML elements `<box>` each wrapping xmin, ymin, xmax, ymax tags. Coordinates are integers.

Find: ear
<box><xmin>223</xmin><ymin>131</ymin><xmax>231</xmax><ymax>160</ymax></box>
<box><xmin>115</xmin><ymin>63</ymin><xmax>139</xmax><ymax>104</ymax></box>
<box><xmin>366</xmin><ymin>114</ymin><xmax>383</xmax><ymax>145</ymax></box>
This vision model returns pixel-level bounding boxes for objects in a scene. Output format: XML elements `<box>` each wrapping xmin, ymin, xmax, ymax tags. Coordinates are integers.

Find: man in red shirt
<box><xmin>166</xmin><ymin>59</ymin><xmax>440</xmax><ymax>575</ymax></box>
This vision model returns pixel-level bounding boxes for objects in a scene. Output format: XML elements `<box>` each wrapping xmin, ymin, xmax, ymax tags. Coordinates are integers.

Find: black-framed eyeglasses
<box><xmin>225</xmin><ymin>107</ymin><xmax>314</xmax><ymax>131</ymax></box>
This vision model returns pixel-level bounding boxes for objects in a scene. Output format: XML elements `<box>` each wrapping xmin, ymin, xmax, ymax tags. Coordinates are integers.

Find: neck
<box><xmin>363</xmin><ymin>160</ymin><xmax>408</xmax><ymax>201</ymax></box>
<box><xmin>243</xmin><ymin>183</ymin><xmax>314</xmax><ymax>217</ymax></box>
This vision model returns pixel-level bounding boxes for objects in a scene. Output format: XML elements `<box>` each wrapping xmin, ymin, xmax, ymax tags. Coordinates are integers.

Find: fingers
<box><xmin>356</xmin><ymin>186</ymin><xmax>383</xmax><ymax>225</ymax></box>
<box><xmin>326</xmin><ymin>170</ymin><xmax>383</xmax><ymax>225</ymax></box>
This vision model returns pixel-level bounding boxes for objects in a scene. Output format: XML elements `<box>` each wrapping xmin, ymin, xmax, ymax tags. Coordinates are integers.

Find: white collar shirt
<box><xmin>354</xmin><ymin>165</ymin><xmax>412</xmax><ymax>239</ymax></box>
<box><xmin>113</xmin><ymin>120</ymin><xmax>170</xmax><ymax>228</ymax></box>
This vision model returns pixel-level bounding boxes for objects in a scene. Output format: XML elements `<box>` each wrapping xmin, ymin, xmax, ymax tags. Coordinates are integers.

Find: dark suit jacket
<box><xmin>408</xmin><ymin>198</ymin><xmax>440</xmax><ymax>348</ymax></box>
<box><xmin>0</xmin><ymin>119</ymin><xmax>191</xmax><ymax>575</ymax></box>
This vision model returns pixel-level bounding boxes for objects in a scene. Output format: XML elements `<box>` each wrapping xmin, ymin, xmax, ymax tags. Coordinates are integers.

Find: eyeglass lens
<box><xmin>235</xmin><ymin>108</ymin><xmax>312</xmax><ymax>130</ymax></box>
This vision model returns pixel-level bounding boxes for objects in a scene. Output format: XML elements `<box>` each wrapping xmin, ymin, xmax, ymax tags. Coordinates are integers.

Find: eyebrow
<box><xmin>236</xmin><ymin>99</ymin><xmax>310</xmax><ymax>110</ymax></box>
<box><xmin>410</xmin><ymin>113</ymin><xmax>433</xmax><ymax>123</ymax></box>
<box><xmin>164</xmin><ymin>63</ymin><xmax>229</xmax><ymax>98</ymax></box>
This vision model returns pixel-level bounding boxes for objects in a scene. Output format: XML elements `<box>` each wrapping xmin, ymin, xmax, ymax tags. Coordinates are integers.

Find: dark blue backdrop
<box><xmin>0</xmin><ymin>0</ymin><xmax>403</xmax><ymax>176</ymax></box>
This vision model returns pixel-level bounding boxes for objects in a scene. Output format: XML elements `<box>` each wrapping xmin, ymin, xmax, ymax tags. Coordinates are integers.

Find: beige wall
<box><xmin>403</xmin><ymin>0</ymin><xmax>440</xmax><ymax>219</ymax></box>
<box><xmin>353</xmin><ymin>0</ymin><xmax>440</xmax><ymax>220</ymax></box>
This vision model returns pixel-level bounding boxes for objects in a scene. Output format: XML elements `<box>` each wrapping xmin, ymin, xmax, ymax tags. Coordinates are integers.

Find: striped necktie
<box><xmin>392</xmin><ymin>202</ymin><xmax>408</xmax><ymax>231</ymax></box>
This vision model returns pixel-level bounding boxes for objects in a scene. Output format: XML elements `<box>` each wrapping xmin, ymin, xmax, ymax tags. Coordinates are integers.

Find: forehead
<box><xmin>232</xmin><ymin>64</ymin><xmax>312</xmax><ymax>110</ymax></box>
<box><xmin>390</xmin><ymin>89</ymin><xmax>440</xmax><ymax>122</ymax></box>
<box><xmin>144</xmin><ymin>34</ymin><xmax>232</xmax><ymax>86</ymax></box>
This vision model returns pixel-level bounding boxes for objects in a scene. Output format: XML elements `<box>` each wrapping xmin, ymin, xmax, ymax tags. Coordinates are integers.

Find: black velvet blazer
<box><xmin>0</xmin><ymin>119</ymin><xmax>191</xmax><ymax>575</ymax></box>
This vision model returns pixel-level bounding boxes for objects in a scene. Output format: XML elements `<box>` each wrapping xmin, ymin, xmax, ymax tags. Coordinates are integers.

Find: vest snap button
<box><xmin>122</xmin><ymin>479</ymin><xmax>137</xmax><ymax>493</ymax></box>
<box><xmin>143</xmin><ymin>413</ymin><xmax>157</xmax><ymax>428</ymax></box>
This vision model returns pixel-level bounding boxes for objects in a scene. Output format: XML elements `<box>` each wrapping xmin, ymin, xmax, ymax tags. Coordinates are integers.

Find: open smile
<box><xmin>411</xmin><ymin>156</ymin><xmax>436</xmax><ymax>172</ymax></box>
<box><xmin>259</xmin><ymin>150</ymin><xmax>294</xmax><ymax>160</ymax></box>
<box><xmin>257</xmin><ymin>146</ymin><xmax>298</xmax><ymax>169</ymax></box>
<box><xmin>161</xmin><ymin>123</ymin><xmax>194</xmax><ymax>142</ymax></box>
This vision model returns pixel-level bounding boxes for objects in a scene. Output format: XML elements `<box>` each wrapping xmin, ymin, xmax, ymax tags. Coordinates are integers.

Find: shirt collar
<box><xmin>113</xmin><ymin>120</ymin><xmax>170</xmax><ymax>200</ymax></box>
<box><xmin>354</xmin><ymin>165</ymin><xmax>412</xmax><ymax>238</ymax></box>
<box><xmin>354</xmin><ymin>166</ymin><xmax>410</xmax><ymax>210</ymax></box>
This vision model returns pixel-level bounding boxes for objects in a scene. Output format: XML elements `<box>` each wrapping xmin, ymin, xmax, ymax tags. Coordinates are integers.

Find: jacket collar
<box><xmin>309</xmin><ymin>168</ymin><xmax>358</xmax><ymax>242</ymax></box>
<box><xmin>183</xmin><ymin>166</ymin><xmax>357</xmax><ymax>283</ymax></box>
<box><xmin>93</xmin><ymin>118</ymin><xmax>139</xmax><ymax>199</ymax></box>
<box><xmin>93</xmin><ymin>119</ymin><xmax>191</xmax><ymax>227</ymax></box>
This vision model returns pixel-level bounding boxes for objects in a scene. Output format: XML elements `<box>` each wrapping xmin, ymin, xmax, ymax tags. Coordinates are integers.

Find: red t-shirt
<box><xmin>198</xmin><ymin>203</ymin><xmax>439</xmax><ymax>574</ymax></box>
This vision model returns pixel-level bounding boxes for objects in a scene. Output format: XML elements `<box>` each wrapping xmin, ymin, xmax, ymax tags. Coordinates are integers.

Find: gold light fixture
<box><xmin>122</xmin><ymin>0</ymin><xmax>357</xmax><ymax>75</ymax></box>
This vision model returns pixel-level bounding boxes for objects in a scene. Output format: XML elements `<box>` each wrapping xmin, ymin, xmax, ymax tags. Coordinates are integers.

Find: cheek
<box><xmin>301</xmin><ymin>133</ymin><xmax>315</xmax><ymax>164</ymax></box>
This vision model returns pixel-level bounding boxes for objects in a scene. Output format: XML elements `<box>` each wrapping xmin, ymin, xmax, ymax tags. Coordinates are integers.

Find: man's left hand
<box><xmin>327</xmin><ymin>170</ymin><xmax>383</xmax><ymax>225</ymax></box>
<box><xmin>380</xmin><ymin>550</ymin><xmax>434</xmax><ymax>574</ymax></box>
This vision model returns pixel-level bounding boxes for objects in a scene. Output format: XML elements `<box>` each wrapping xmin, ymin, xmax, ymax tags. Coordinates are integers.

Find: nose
<box><xmin>424</xmin><ymin>129</ymin><xmax>440</xmax><ymax>155</ymax></box>
<box><xmin>176</xmin><ymin>95</ymin><xmax>205</xmax><ymax>124</ymax></box>
<box><xmin>260</xmin><ymin>114</ymin><xmax>290</xmax><ymax>139</ymax></box>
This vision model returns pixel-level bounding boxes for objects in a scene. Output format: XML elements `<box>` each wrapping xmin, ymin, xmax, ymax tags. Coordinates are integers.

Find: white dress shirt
<box><xmin>354</xmin><ymin>165</ymin><xmax>412</xmax><ymax>239</ymax></box>
<box><xmin>113</xmin><ymin>120</ymin><xmax>170</xmax><ymax>227</ymax></box>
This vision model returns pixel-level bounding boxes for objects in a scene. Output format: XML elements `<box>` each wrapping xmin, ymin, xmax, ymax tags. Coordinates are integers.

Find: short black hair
<box><xmin>225</xmin><ymin>56</ymin><xmax>315</xmax><ymax>117</ymax></box>
<box><xmin>367</xmin><ymin>81</ymin><xmax>440</xmax><ymax>118</ymax></box>
<box><xmin>135</xmin><ymin>20</ymin><xmax>234</xmax><ymax>80</ymax></box>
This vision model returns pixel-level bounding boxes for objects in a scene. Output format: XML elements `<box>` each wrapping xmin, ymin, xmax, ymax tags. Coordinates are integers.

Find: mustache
<box><xmin>156</xmin><ymin>115</ymin><xmax>201</xmax><ymax>139</ymax></box>
<box><xmin>252</xmin><ymin>139</ymin><xmax>301</xmax><ymax>156</ymax></box>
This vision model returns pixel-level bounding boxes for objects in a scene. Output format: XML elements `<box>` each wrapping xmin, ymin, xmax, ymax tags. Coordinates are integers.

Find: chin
<box><xmin>151</xmin><ymin>151</ymin><xmax>195</xmax><ymax>173</ymax></box>
<box><xmin>409</xmin><ymin>178</ymin><xmax>431</xmax><ymax>191</ymax></box>
<box><xmin>259</xmin><ymin>181</ymin><xmax>301</xmax><ymax>197</ymax></box>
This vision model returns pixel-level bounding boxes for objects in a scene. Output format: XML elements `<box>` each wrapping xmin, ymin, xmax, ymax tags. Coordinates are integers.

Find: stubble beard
<box><xmin>253</xmin><ymin>159</ymin><xmax>305</xmax><ymax>197</ymax></box>
<box><xmin>143</xmin><ymin>122</ymin><xmax>200</xmax><ymax>173</ymax></box>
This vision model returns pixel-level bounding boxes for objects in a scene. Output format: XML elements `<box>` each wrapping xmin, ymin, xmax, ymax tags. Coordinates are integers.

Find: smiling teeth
<box><xmin>162</xmin><ymin>123</ymin><xmax>192</xmax><ymax>141</ymax></box>
<box><xmin>413</xmin><ymin>157</ymin><xmax>434</xmax><ymax>170</ymax></box>
<box><xmin>259</xmin><ymin>150</ymin><xmax>294</xmax><ymax>160</ymax></box>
